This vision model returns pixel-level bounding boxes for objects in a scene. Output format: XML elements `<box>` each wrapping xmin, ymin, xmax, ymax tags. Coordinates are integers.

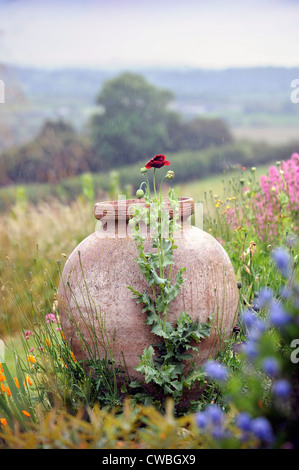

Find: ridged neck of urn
<box><xmin>94</xmin><ymin>197</ymin><xmax>194</xmax><ymax>222</ymax></box>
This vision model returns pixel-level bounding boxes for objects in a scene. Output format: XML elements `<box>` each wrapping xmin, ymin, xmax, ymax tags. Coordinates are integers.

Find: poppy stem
<box><xmin>153</xmin><ymin>169</ymin><xmax>158</xmax><ymax>202</ymax></box>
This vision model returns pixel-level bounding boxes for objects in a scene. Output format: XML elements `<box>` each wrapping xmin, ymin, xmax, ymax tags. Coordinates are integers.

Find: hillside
<box><xmin>1</xmin><ymin>65</ymin><xmax>298</xmax><ymax>151</ymax></box>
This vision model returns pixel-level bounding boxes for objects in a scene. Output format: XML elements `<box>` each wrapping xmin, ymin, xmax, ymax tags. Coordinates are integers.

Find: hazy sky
<box><xmin>0</xmin><ymin>0</ymin><xmax>299</xmax><ymax>69</ymax></box>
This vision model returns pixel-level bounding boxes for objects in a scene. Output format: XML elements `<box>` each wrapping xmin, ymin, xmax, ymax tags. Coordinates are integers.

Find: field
<box><xmin>0</xmin><ymin>151</ymin><xmax>298</xmax><ymax>449</ymax></box>
<box><xmin>232</xmin><ymin>126</ymin><xmax>299</xmax><ymax>144</ymax></box>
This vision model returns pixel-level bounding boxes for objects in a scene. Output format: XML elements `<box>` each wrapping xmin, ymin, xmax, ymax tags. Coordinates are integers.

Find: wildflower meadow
<box><xmin>0</xmin><ymin>152</ymin><xmax>298</xmax><ymax>451</ymax></box>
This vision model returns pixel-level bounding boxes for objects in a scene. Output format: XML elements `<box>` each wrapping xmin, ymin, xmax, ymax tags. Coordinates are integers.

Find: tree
<box><xmin>90</xmin><ymin>73</ymin><xmax>174</xmax><ymax>168</ymax></box>
<box><xmin>166</xmin><ymin>116</ymin><xmax>233</xmax><ymax>152</ymax></box>
<box><xmin>0</xmin><ymin>119</ymin><xmax>96</xmax><ymax>185</ymax></box>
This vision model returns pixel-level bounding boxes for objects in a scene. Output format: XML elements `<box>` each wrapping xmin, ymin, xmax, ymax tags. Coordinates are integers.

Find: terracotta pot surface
<box><xmin>58</xmin><ymin>198</ymin><xmax>239</xmax><ymax>395</ymax></box>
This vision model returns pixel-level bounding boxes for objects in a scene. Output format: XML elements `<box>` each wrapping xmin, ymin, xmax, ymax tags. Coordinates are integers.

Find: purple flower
<box><xmin>211</xmin><ymin>424</ymin><xmax>227</xmax><ymax>440</ymax></box>
<box><xmin>242</xmin><ymin>310</ymin><xmax>266</xmax><ymax>334</ymax></box>
<box><xmin>251</xmin><ymin>417</ymin><xmax>274</xmax><ymax>443</ymax></box>
<box><xmin>271</xmin><ymin>247</ymin><xmax>292</xmax><ymax>277</ymax></box>
<box><xmin>206</xmin><ymin>404</ymin><xmax>224</xmax><ymax>425</ymax></box>
<box><xmin>273</xmin><ymin>379</ymin><xmax>291</xmax><ymax>399</ymax></box>
<box><xmin>242</xmin><ymin>310</ymin><xmax>258</xmax><ymax>328</ymax></box>
<box><xmin>256</xmin><ymin>287</ymin><xmax>273</xmax><ymax>308</ymax></box>
<box><xmin>243</xmin><ymin>340</ymin><xmax>259</xmax><ymax>359</ymax></box>
<box><xmin>195</xmin><ymin>405</ymin><xmax>226</xmax><ymax>439</ymax></box>
<box><xmin>269</xmin><ymin>302</ymin><xmax>291</xmax><ymax>327</ymax></box>
<box><xmin>45</xmin><ymin>313</ymin><xmax>57</xmax><ymax>324</ymax></box>
<box><xmin>261</xmin><ymin>357</ymin><xmax>280</xmax><ymax>377</ymax></box>
<box><xmin>204</xmin><ymin>360</ymin><xmax>228</xmax><ymax>382</ymax></box>
<box><xmin>195</xmin><ymin>411</ymin><xmax>209</xmax><ymax>429</ymax></box>
<box><xmin>236</xmin><ymin>412</ymin><xmax>252</xmax><ymax>432</ymax></box>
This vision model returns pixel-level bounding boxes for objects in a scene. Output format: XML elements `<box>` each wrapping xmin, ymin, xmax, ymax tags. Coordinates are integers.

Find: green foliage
<box><xmin>0</xmin><ymin>119</ymin><xmax>96</xmax><ymax>185</ymax></box>
<box><xmin>90</xmin><ymin>73</ymin><xmax>174</xmax><ymax>168</ymax></box>
<box><xmin>127</xmin><ymin>171</ymin><xmax>211</xmax><ymax>406</ymax></box>
<box><xmin>1</xmin><ymin>155</ymin><xmax>299</xmax><ymax>449</ymax></box>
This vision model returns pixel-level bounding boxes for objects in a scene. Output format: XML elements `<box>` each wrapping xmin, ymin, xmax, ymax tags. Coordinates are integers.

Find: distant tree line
<box><xmin>0</xmin><ymin>73</ymin><xmax>233</xmax><ymax>185</ymax></box>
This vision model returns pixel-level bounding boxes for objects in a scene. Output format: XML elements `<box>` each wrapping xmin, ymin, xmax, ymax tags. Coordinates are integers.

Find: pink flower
<box><xmin>45</xmin><ymin>313</ymin><xmax>57</xmax><ymax>324</ymax></box>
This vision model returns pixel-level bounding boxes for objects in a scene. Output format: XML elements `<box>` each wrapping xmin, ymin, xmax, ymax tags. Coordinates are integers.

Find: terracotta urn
<box><xmin>58</xmin><ymin>197</ymin><xmax>239</xmax><ymax>389</ymax></box>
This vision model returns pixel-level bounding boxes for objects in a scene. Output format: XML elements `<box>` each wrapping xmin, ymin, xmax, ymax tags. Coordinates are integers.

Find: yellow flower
<box><xmin>70</xmin><ymin>352</ymin><xmax>76</xmax><ymax>362</ymax></box>
<box><xmin>27</xmin><ymin>355</ymin><xmax>36</xmax><ymax>364</ymax></box>
<box><xmin>215</xmin><ymin>203</ymin><xmax>220</xmax><ymax>208</ymax></box>
<box><xmin>0</xmin><ymin>418</ymin><xmax>7</xmax><ymax>427</ymax></box>
<box><xmin>6</xmin><ymin>386</ymin><xmax>11</xmax><ymax>397</ymax></box>
<box><xmin>1</xmin><ymin>383</ymin><xmax>5</xmax><ymax>392</ymax></box>
<box><xmin>45</xmin><ymin>338</ymin><xmax>51</xmax><ymax>347</ymax></box>
<box><xmin>0</xmin><ymin>374</ymin><xmax>6</xmax><ymax>382</ymax></box>
<box><xmin>22</xmin><ymin>410</ymin><xmax>31</xmax><ymax>418</ymax></box>
<box><xmin>25</xmin><ymin>376</ymin><xmax>33</xmax><ymax>386</ymax></box>
<box><xmin>14</xmin><ymin>378</ymin><xmax>20</xmax><ymax>389</ymax></box>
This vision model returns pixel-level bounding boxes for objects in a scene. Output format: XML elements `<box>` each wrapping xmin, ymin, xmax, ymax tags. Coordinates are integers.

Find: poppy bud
<box><xmin>136</xmin><ymin>189</ymin><xmax>144</xmax><ymax>199</ymax></box>
<box><xmin>166</xmin><ymin>170</ymin><xmax>175</xmax><ymax>179</ymax></box>
<box><xmin>140</xmin><ymin>167</ymin><xmax>148</xmax><ymax>174</ymax></box>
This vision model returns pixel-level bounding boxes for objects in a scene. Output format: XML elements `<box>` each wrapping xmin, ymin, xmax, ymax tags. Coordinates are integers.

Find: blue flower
<box><xmin>261</xmin><ymin>357</ymin><xmax>280</xmax><ymax>377</ymax></box>
<box><xmin>242</xmin><ymin>309</ymin><xmax>258</xmax><ymax>328</ymax></box>
<box><xmin>195</xmin><ymin>411</ymin><xmax>209</xmax><ymax>429</ymax></box>
<box><xmin>251</xmin><ymin>417</ymin><xmax>274</xmax><ymax>443</ymax></box>
<box><xmin>243</xmin><ymin>340</ymin><xmax>259</xmax><ymax>359</ymax></box>
<box><xmin>236</xmin><ymin>412</ymin><xmax>252</xmax><ymax>432</ymax></box>
<box><xmin>273</xmin><ymin>379</ymin><xmax>291</xmax><ymax>399</ymax></box>
<box><xmin>195</xmin><ymin>405</ymin><xmax>227</xmax><ymax>440</ymax></box>
<box><xmin>269</xmin><ymin>302</ymin><xmax>291</xmax><ymax>327</ymax></box>
<box><xmin>242</xmin><ymin>310</ymin><xmax>266</xmax><ymax>335</ymax></box>
<box><xmin>205</xmin><ymin>404</ymin><xmax>224</xmax><ymax>425</ymax></box>
<box><xmin>256</xmin><ymin>287</ymin><xmax>273</xmax><ymax>309</ymax></box>
<box><xmin>271</xmin><ymin>247</ymin><xmax>292</xmax><ymax>277</ymax></box>
<box><xmin>211</xmin><ymin>424</ymin><xmax>228</xmax><ymax>440</ymax></box>
<box><xmin>204</xmin><ymin>360</ymin><xmax>228</xmax><ymax>382</ymax></box>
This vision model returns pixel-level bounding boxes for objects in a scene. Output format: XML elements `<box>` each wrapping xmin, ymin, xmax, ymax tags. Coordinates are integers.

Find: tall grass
<box><xmin>0</xmin><ymin>197</ymin><xmax>94</xmax><ymax>336</ymax></box>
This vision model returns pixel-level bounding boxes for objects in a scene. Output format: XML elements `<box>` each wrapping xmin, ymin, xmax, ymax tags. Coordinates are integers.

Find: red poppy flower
<box><xmin>145</xmin><ymin>154</ymin><xmax>170</xmax><ymax>169</ymax></box>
